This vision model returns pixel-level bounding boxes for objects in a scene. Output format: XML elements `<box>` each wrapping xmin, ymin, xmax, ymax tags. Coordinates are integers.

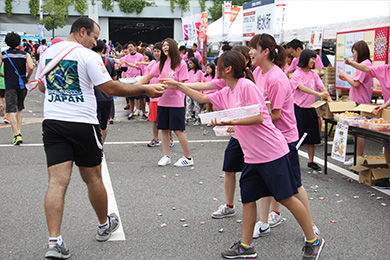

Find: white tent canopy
<box><xmin>206</xmin><ymin>0</ymin><xmax>389</xmax><ymax>43</ymax></box>
<box><xmin>207</xmin><ymin>7</ymin><xmax>243</xmax><ymax>43</ymax></box>
<box><xmin>282</xmin><ymin>16</ymin><xmax>390</xmax><ymax>43</ymax></box>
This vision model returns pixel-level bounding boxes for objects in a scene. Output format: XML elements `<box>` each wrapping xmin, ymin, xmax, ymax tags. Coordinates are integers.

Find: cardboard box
<box><xmin>353</xmin><ymin>104</ymin><xmax>381</xmax><ymax>118</ymax></box>
<box><xmin>350</xmin><ymin>156</ymin><xmax>390</xmax><ymax>186</ymax></box>
<box><xmin>358</xmin><ymin>167</ymin><xmax>390</xmax><ymax>186</ymax></box>
<box><xmin>382</xmin><ymin>108</ymin><xmax>390</xmax><ymax>120</ymax></box>
<box><xmin>311</xmin><ymin>100</ymin><xmax>356</xmax><ymax>119</ymax></box>
<box><xmin>355</xmin><ymin>156</ymin><xmax>388</xmax><ymax>167</ymax></box>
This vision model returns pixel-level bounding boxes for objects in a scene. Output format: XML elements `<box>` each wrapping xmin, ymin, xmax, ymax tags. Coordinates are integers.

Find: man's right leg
<box><xmin>79</xmin><ymin>164</ymin><xmax>108</xmax><ymax>225</ymax></box>
<box><xmin>45</xmin><ymin>161</ymin><xmax>73</xmax><ymax>237</ymax></box>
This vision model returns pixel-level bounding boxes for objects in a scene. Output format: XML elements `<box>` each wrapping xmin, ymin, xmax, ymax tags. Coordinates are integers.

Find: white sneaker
<box><xmin>158</xmin><ymin>156</ymin><xmax>171</xmax><ymax>166</ymax></box>
<box><xmin>268</xmin><ymin>211</ymin><xmax>282</xmax><ymax>228</ymax></box>
<box><xmin>174</xmin><ymin>156</ymin><xmax>194</xmax><ymax>167</ymax></box>
<box><xmin>303</xmin><ymin>225</ymin><xmax>320</xmax><ymax>241</ymax></box>
<box><xmin>211</xmin><ymin>204</ymin><xmax>235</xmax><ymax>219</ymax></box>
<box><xmin>253</xmin><ymin>221</ymin><xmax>270</xmax><ymax>238</ymax></box>
<box><xmin>344</xmin><ymin>157</ymin><xmax>354</xmax><ymax>166</ymax></box>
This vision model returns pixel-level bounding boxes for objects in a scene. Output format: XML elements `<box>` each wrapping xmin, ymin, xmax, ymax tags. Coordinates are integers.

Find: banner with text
<box><xmin>242</xmin><ymin>0</ymin><xmax>286</xmax><ymax>42</ymax></box>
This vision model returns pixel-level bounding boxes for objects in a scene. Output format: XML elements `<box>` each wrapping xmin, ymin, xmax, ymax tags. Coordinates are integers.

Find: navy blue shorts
<box><xmin>223</xmin><ymin>137</ymin><xmax>244</xmax><ymax>172</ymax></box>
<box><xmin>240</xmin><ymin>154</ymin><xmax>298</xmax><ymax>203</ymax></box>
<box><xmin>288</xmin><ymin>141</ymin><xmax>302</xmax><ymax>188</ymax></box>
<box><xmin>157</xmin><ymin>106</ymin><xmax>185</xmax><ymax>131</ymax></box>
<box><xmin>294</xmin><ymin>105</ymin><xmax>320</xmax><ymax>145</ymax></box>
<box><xmin>97</xmin><ymin>100</ymin><xmax>113</xmax><ymax>130</ymax></box>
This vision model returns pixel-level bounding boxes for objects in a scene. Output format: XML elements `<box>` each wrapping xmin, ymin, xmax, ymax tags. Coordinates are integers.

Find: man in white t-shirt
<box><xmin>37</xmin><ymin>17</ymin><xmax>164</xmax><ymax>259</ymax></box>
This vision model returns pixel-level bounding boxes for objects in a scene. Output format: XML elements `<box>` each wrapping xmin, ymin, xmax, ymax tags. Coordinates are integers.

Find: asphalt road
<box><xmin>0</xmin><ymin>81</ymin><xmax>389</xmax><ymax>260</ymax></box>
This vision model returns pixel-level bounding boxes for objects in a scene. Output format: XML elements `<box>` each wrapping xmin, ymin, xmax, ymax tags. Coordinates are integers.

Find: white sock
<box><xmin>99</xmin><ymin>216</ymin><xmax>110</xmax><ymax>229</ymax></box>
<box><xmin>49</xmin><ymin>235</ymin><xmax>63</xmax><ymax>246</ymax></box>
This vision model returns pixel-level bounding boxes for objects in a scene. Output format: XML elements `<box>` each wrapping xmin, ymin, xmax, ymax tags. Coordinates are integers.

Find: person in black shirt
<box><xmin>0</xmin><ymin>32</ymin><xmax>33</xmax><ymax>145</ymax></box>
<box><xmin>92</xmin><ymin>40</ymin><xmax>117</xmax><ymax>144</ymax></box>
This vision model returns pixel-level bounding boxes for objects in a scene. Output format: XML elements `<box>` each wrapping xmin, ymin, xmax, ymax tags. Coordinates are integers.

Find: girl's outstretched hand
<box><xmin>159</xmin><ymin>78</ymin><xmax>179</xmax><ymax>89</ymax></box>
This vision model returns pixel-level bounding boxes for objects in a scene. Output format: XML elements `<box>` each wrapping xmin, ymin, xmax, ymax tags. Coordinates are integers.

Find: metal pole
<box><xmin>39</xmin><ymin>0</ymin><xmax>43</xmax><ymax>37</ymax></box>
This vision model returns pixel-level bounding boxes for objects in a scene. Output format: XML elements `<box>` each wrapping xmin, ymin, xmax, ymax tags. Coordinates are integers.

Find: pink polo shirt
<box><xmin>290</xmin><ymin>68</ymin><xmax>324</xmax><ymax>108</ymax></box>
<box><xmin>149</xmin><ymin>59</ymin><xmax>189</xmax><ymax>107</ymax></box>
<box><xmin>253</xmin><ymin>65</ymin><xmax>298</xmax><ymax>143</ymax></box>
<box><xmin>208</xmin><ymin>78</ymin><xmax>289</xmax><ymax>164</ymax></box>
<box><xmin>146</xmin><ymin>60</ymin><xmax>160</xmax><ymax>102</ymax></box>
<box><xmin>210</xmin><ymin>78</ymin><xmax>228</xmax><ymax>89</ymax></box>
<box><xmin>187</xmin><ymin>69</ymin><xmax>203</xmax><ymax>83</ymax></box>
<box><xmin>287</xmin><ymin>55</ymin><xmax>324</xmax><ymax>73</ymax></box>
<box><xmin>203</xmin><ymin>74</ymin><xmax>217</xmax><ymax>94</ymax></box>
<box><xmin>194</xmin><ymin>51</ymin><xmax>202</xmax><ymax>63</ymax></box>
<box><xmin>350</xmin><ymin>59</ymin><xmax>373</xmax><ymax>104</ymax></box>
<box><xmin>120</xmin><ymin>52</ymin><xmax>143</xmax><ymax>78</ymax></box>
<box><xmin>369</xmin><ymin>64</ymin><xmax>390</xmax><ymax>102</ymax></box>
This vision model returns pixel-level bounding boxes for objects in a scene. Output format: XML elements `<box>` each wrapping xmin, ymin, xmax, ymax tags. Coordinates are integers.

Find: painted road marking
<box><xmin>101</xmin><ymin>156</ymin><xmax>126</xmax><ymax>241</ymax></box>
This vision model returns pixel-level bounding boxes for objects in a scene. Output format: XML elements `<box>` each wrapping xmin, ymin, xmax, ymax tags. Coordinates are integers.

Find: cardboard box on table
<box><xmin>350</xmin><ymin>156</ymin><xmax>390</xmax><ymax>186</ymax></box>
<box><xmin>353</xmin><ymin>104</ymin><xmax>382</xmax><ymax>118</ymax></box>
<box><xmin>382</xmin><ymin>108</ymin><xmax>390</xmax><ymax>120</ymax></box>
<box><xmin>311</xmin><ymin>100</ymin><xmax>356</xmax><ymax>119</ymax></box>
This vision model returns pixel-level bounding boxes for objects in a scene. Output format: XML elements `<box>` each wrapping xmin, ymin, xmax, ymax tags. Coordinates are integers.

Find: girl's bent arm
<box><xmin>344</xmin><ymin>57</ymin><xmax>370</xmax><ymax>73</ymax></box>
<box><xmin>212</xmin><ymin>114</ymin><xmax>263</xmax><ymax>126</ymax></box>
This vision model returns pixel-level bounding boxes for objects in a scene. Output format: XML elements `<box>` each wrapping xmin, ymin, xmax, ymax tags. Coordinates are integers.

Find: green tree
<box><xmin>208</xmin><ymin>0</ymin><xmax>249</xmax><ymax>21</ymax></box>
<box><xmin>39</xmin><ymin>0</ymin><xmax>70</xmax><ymax>39</ymax></box>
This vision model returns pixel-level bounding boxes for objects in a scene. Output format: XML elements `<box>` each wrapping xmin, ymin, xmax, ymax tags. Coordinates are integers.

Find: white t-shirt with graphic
<box><xmin>37</xmin><ymin>41</ymin><xmax>112</xmax><ymax>124</ymax></box>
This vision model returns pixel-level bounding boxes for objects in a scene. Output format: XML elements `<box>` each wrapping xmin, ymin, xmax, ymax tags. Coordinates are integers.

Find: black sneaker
<box><xmin>308</xmin><ymin>162</ymin><xmax>321</xmax><ymax>171</ymax></box>
<box><xmin>45</xmin><ymin>241</ymin><xmax>71</xmax><ymax>259</ymax></box>
<box><xmin>302</xmin><ymin>237</ymin><xmax>325</xmax><ymax>260</ymax></box>
<box><xmin>96</xmin><ymin>213</ymin><xmax>120</xmax><ymax>242</ymax></box>
<box><xmin>221</xmin><ymin>241</ymin><xmax>257</xmax><ymax>259</ymax></box>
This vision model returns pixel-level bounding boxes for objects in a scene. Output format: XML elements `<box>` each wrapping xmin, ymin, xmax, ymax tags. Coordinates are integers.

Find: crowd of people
<box><xmin>0</xmin><ymin>16</ymin><xmax>389</xmax><ymax>260</ymax></box>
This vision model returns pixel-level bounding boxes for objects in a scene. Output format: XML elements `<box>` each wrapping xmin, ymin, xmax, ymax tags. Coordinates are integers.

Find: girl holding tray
<box><xmin>160</xmin><ymin>50</ymin><xmax>325</xmax><ymax>260</ymax></box>
<box><xmin>249</xmin><ymin>33</ymin><xmax>319</xmax><ymax>240</ymax></box>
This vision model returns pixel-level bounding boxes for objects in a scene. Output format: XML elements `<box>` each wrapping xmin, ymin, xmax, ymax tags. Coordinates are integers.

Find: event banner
<box><xmin>335</xmin><ymin>26</ymin><xmax>389</xmax><ymax>93</ymax></box>
<box><xmin>198</xmin><ymin>12</ymin><xmax>208</xmax><ymax>39</ymax></box>
<box><xmin>222</xmin><ymin>2</ymin><xmax>232</xmax><ymax>41</ymax></box>
<box><xmin>309</xmin><ymin>27</ymin><xmax>324</xmax><ymax>50</ymax></box>
<box><xmin>242</xmin><ymin>0</ymin><xmax>286</xmax><ymax>42</ymax></box>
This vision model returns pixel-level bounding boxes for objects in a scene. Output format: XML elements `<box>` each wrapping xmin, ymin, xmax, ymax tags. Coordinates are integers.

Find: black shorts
<box><xmin>294</xmin><ymin>105</ymin><xmax>320</xmax><ymax>145</ymax></box>
<box><xmin>42</xmin><ymin>120</ymin><xmax>103</xmax><ymax>167</ymax></box>
<box><xmin>240</xmin><ymin>154</ymin><xmax>298</xmax><ymax>203</ymax></box>
<box><xmin>0</xmin><ymin>89</ymin><xmax>5</xmax><ymax>98</ymax></box>
<box><xmin>157</xmin><ymin>106</ymin><xmax>185</xmax><ymax>131</ymax></box>
<box><xmin>97</xmin><ymin>100</ymin><xmax>113</xmax><ymax>130</ymax></box>
<box><xmin>288</xmin><ymin>141</ymin><xmax>302</xmax><ymax>188</ymax></box>
<box><xmin>5</xmin><ymin>88</ymin><xmax>27</xmax><ymax>113</ymax></box>
<box><xmin>223</xmin><ymin>137</ymin><xmax>244</xmax><ymax>172</ymax></box>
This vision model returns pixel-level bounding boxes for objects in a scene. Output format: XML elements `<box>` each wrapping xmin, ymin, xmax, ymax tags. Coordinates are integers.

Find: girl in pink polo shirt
<box><xmin>249</xmin><ymin>33</ymin><xmax>319</xmax><ymax>240</ymax></box>
<box><xmin>202</xmin><ymin>63</ymin><xmax>217</xmax><ymax>113</ymax></box>
<box><xmin>185</xmin><ymin>57</ymin><xmax>203</xmax><ymax>126</ymax></box>
<box><xmin>291</xmin><ymin>49</ymin><xmax>330</xmax><ymax>172</ymax></box>
<box><xmin>141</xmin><ymin>38</ymin><xmax>192</xmax><ymax>167</ymax></box>
<box><xmin>339</xmin><ymin>40</ymin><xmax>373</xmax><ymax>165</ymax></box>
<box><xmin>145</xmin><ymin>45</ymin><xmax>162</xmax><ymax>147</ymax></box>
<box><xmin>161</xmin><ymin>50</ymin><xmax>325</xmax><ymax>260</ymax></box>
<box><xmin>344</xmin><ymin>58</ymin><xmax>390</xmax><ymax>164</ymax></box>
